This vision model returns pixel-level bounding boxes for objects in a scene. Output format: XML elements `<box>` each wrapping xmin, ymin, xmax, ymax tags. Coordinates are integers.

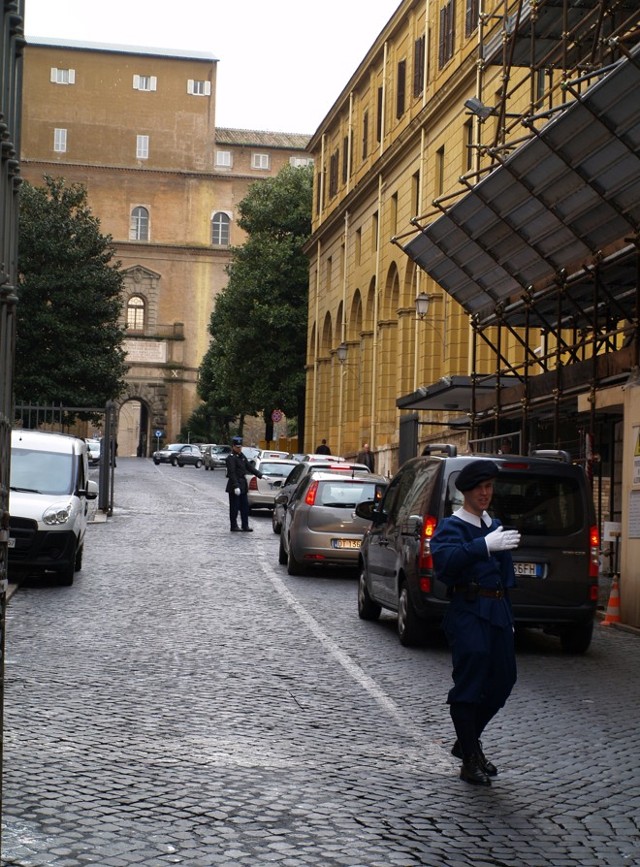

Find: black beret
<box><xmin>455</xmin><ymin>459</ymin><xmax>499</xmax><ymax>492</ymax></box>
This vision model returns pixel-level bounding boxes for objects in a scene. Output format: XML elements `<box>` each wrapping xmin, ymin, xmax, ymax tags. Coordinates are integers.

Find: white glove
<box><xmin>233</xmin><ymin>487</ymin><xmax>241</xmax><ymax>496</ymax></box>
<box><xmin>485</xmin><ymin>526</ymin><xmax>520</xmax><ymax>553</ymax></box>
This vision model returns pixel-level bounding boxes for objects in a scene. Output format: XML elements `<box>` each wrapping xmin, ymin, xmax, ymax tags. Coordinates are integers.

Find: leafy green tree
<box><xmin>16</xmin><ymin>176</ymin><xmax>128</xmax><ymax>414</ymax></box>
<box><xmin>198</xmin><ymin>164</ymin><xmax>312</xmax><ymax>445</ymax></box>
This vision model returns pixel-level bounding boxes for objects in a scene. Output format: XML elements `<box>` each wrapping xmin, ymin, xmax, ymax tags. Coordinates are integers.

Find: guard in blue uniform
<box><xmin>431</xmin><ymin>459</ymin><xmax>520</xmax><ymax>786</ymax></box>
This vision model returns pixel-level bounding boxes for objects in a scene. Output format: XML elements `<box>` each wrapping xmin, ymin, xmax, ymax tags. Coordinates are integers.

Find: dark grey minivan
<box><xmin>356</xmin><ymin>446</ymin><xmax>599</xmax><ymax>653</ymax></box>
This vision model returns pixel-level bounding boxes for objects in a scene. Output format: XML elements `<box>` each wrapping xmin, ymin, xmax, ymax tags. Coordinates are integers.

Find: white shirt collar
<box><xmin>453</xmin><ymin>507</ymin><xmax>492</xmax><ymax>528</ymax></box>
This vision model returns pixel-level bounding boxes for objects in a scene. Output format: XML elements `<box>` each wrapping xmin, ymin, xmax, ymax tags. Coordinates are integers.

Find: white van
<box><xmin>9</xmin><ymin>430</ymin><xmax>98</xmax><ymax>586</ymax></box>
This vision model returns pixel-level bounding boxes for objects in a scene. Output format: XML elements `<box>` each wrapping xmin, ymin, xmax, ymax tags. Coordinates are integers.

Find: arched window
<box><xmin>211</xmin><ymin>212</ymin><xmax>230</xmax><ymax>246</ymax></box>
<box><xmin>126</xmin><ymin>295</ymin><xmax>145</xmax><ymax>331</ymax></box>
<box><xmin>130</xmin><ymin>206</ymin><xmax>149</xmax><ymax>241</ymax></box>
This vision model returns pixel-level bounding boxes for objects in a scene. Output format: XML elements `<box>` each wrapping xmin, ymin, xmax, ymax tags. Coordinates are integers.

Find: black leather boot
<box><xmin>460</xmin><ymin>753</ymin><xmax>491</xmax><ymax>786</ymax></box>
<box><xmin>452</xmin><ymin>739</ymin><xmax>498</xmax><ymax>776</ymax></box>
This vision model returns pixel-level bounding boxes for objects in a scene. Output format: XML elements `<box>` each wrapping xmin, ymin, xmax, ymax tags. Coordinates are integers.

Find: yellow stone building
<box><xmin>305</xmin><ymin>0</ymin><xmax>640</xmax><ymax>625</ymax></box>
<box><xmin>20</xmin><ymin>37</ymin><xmax>311</xmax><ymax>455</ymax></box>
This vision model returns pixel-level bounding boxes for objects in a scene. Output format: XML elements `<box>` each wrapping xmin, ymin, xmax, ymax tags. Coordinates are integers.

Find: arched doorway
<box><xmin>118</xmin><ymin>399</ymin><xmax>150</xmax><ymax>457</ymax></box>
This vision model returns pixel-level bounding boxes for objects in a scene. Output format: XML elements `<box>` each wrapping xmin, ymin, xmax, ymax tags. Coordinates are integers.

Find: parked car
<box><xmin>271</xmin><ymin>459</ymin><xmax>372</xmax><ymax>534</ymax></box>
<box><xmin>277</xmin><ymin>471</ymin><xmax>387</xmax><ymax>575</ymax></box>
<box><xmin>356</xmin><ymin>446</ymin><xmax>599</xmax><ymax>652</ymax></box>
<box><xmin>204</xmin><ymin>444</ymin><xmax>232</xmax><ymax>470</ymax></box>
<box><xmin>257</xmin><ymin>449</ymin><xmax>291</xmax><ymax>460</ymax></box>
<box><xmin>152</xmin><ymin>443</ymin><xmax>203</xmax><ymax>468</ymax></box>
<box><xmin>9</xmin><ymin>429</ymin><xmax>98</xmax><ymax>586</ymax></box>
<box><xmin>300</xmin><ymin>453</ymin><xmax>347</xmax><ymax>463</ymax></box>
<box><xmin>246</xmin><ymin>458</ymin><xmax>299</xmax><ymax>512</ymax></box>
<box><xmin>85</xmin><ymin>438</ymin><xmax>101</xmax><ymax>466</ymax></box>
<box><xmin>242</xmin><ymin>446</ymin><xmax>261</xmax><ymax>463</ymax></box>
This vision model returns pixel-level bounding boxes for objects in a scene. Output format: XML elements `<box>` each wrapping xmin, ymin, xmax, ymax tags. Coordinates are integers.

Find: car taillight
<box><xmin>305</xmin><ymin>480</ymin><xmax>319</xmax><ymax>506</ymax></box>
<box><xmin>249</xmin><ymin>477</ymin><xmax>258</xmax><ymax>491</ymax></box>
<box><xmin>418</xmin><ymin>515</ymin><xmax>438</xmax><ymax>590</ymax></box>
<box><xmin>589</xmin><ymin>524</ymin><xmax>600</xmax><ymax>578</ymax></box>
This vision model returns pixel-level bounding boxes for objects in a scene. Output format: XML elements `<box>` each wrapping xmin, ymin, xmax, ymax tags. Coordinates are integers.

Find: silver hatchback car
<box><xmin>277</xmin><ymin>471</ymin><xmax>387</xmax><ymax>575</ymax></box>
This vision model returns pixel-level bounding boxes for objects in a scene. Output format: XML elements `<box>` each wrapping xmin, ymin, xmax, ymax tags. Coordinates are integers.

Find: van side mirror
<box><xmin>356</xmin><ymin>500</ymin><xmax>386</xmax><ymax>523</ymax></box>
<box><xmin>81</xmin><ymin>479</ymin><xmax>99</xmax><ymax>501</ymax></box>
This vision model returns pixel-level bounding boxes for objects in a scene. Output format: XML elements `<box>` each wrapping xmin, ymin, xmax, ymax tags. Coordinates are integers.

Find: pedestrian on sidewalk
<box><xmin>356</xmin><ymin>442</ymin><xmax>375</xmax><ymax>471</ymax></box>
<box><xmin>225</xmin><ymin>436</ymin><xmax>263</xmax><ymax>532</ymax></box>
<box><xmin>430</xmin><ymin>459</ymin><xmax>520</xmax><ymax>787</ymax></box>
<box><xmin>315</xmin><ymin>438</ymin><xmax>331</xmax><ymax>455</ymax></box>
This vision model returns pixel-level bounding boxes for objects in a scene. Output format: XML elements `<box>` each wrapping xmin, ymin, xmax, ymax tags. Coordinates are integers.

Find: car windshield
<box><xmin>11</xmin><ymin>447</ymin><xmax>75</xmax><ymax>495</ymax></box>
<box><xmin>316</xmin><ymin>480</ymin><xmax>382</xmax><ymax>508</ymax></box>
<box><xmin>166</xmin><ymin>444</ymin><xmax>183</xmax><ymax>452</ymax></box>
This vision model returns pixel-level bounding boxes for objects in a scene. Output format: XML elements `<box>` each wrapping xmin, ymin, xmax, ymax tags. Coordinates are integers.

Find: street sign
<box><xmin>271</xmin><ymin>410</ymin><xmax>283</xmax><ymax>423</ymax></box>
<box><xmin>154</xmin><ymin>429</ymin><xmax>163</xmax><ymax>438</ymax></box>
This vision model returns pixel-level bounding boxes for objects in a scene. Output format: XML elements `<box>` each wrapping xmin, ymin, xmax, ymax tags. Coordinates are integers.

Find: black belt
<box><xmin>453</xmin><ymin>584</ymin><xmax>505</xmax><ymax>599</ymax></box>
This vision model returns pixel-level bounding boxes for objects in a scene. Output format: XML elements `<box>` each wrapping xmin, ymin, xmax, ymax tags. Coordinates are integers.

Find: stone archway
<box><xmin>117</xmin><ymin>382</ymin><xmax>168</xmax><ymax>457</ymax></box>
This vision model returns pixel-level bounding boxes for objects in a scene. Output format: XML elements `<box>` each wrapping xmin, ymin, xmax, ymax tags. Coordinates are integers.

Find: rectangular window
<box><xmin>413</xmin><ymin>36</ymin><xmax>426</xmax><ymax>97</ymax></box>
<box><xmin>187</xmin><ymin>79</ymin><xmax>211</xmax><ymax>96</ymax></box>
<box><xmin>362</xmin><ymin>110</ymin><xmax>369</xmax><ymax>160</ymax></box>
<box><xmin>136</xmin><ymin>135</ymin><xmax>149</xmax><ymax>159</ymax></box>
<box><xmin>439</xmin><ymin>1</ymin><xmax>456</xmax><ymax>68</ymax></box>
<box><xmin>396</xmin><ymin>60</ymin><xmax>406</xmax><ymax>119</ymax></box>
<box><xmin>342</xmin><ymin>135</ymin><xmax>349</xmax><ymax>184</ymax></box>
<box><xmin>216</xmin><ymin>150</ymin><xmax>232</xmax><ymax>167</ymax></box>
<box><xmin>436</xmin><ymin>146</ymin><xmax>445</xmax><ymax>196</ymax></box>
<box><xmin>290</xmin><ymin>156</ymin><xmax>313</xmax><ymax>167</ymax></box>
<box><xmin>50</xmin><ymin>67</ymin><xmax>76</xmax><ymax>85</ymax></box>
<box><xmin>376</xmin><ymin>87</ymin><xmax>383</xmax><ymax>142</ymax></box>
<box><xmin>464</xmin><ymin>119</ymin><xmax>474</xmax><ymax>172</ymax></box>
<box><xmin>53</xmin><ymin>128</ymin><xmax>67</xmax><ymax>153</ymax></box>
<box><xmin>412</xmin><ymin>170</ymin><xmax>421</xmax><ymax>218</ymax></box>
<box><xmin>390</xmin><ymin>193</ymin><xmax>398</xmax><ymax>236</ymax></box>
<box><xmin>465</xmin><ymin>0</ymin><xmax>480</xmax><ymax>37</ymax></box>
<box><xmin>355</xmin><ymin>228</ymin><xmax>362</xmax><ymax>265</ymax></box>
<box><xmin>329</xmin><ymin>150</ymin><xmax>339</xmax><ymax>198</ymax></box>
<box><xmin>372</xmin><ymin>211</ymin><xmax>378</xmax><ymax>252</ymax></box>
<box><xmin>251</xmin><ymin>153</ymin><xmax>270</xmax><ymax>170</ymax></box>
<box><xmin>133</xmin><ymin>74</ymin><xmax>158</xmax><ymax>91</ymax></box>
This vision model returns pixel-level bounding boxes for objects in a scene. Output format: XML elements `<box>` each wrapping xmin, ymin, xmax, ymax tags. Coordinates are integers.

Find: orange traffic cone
<box><xmin>601</xmin><ymin>576</ymin><xmax>621</xmax><ymax>626</ymax></box>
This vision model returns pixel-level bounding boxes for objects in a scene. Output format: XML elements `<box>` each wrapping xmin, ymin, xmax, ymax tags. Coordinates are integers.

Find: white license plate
<box><xmin>7</xmin><ymin>538</ymin><xmax>15</xmax><ymax>548</ymax></box>
<box><xmin>331</xmin><ymin>539</ymin><xmax>361</xmax><ymax>550</ymax></box>
<box><xmin>514</xmin><ymin>561</ymin><xmax>542</xmax><ymax>577</ymax></box>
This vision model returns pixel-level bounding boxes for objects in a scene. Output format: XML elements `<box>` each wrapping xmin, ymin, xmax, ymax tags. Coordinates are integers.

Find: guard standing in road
<box><xmin>225</xmin><ymin>436</ymin><xmax>263</xmax><ymax>532</ymax></box>
<box><xmin>430</xmin><ymin>459</ymin><xmax>520</xmax><ymax>787</ymax></box>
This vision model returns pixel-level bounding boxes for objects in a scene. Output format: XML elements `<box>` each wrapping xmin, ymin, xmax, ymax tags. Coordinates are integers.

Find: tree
<box><xmin>16</xmin><ymin>176</ymin><xmax>128</xmax><ymax>414</ymax></box>
<box><xmin>198</xmin><ymin>164</ymin><xmax>312</xmax><ymax>444</ymax></box>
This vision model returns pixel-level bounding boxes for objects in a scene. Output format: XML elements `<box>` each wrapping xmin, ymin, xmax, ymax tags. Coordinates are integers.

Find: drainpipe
<box><xmin>337</xmin><ymin>211</ymin><xmax>349</xmax><ymax>456</ymax></box>
<box><xmin>312</xmin><ymin>240</ymin><xmax>321</xmax><ymax>451</ymax></box>
<box><xmin>371</xmin><ymin>174</ymin><xmax>383</xmax><ymax>450</ymax></box>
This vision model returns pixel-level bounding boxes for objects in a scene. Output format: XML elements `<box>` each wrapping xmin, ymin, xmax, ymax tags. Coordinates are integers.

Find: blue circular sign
<box><xmin>154</xmin><ymin>429</ymin><xmax>163</xmax><ymax>438</ymax></box>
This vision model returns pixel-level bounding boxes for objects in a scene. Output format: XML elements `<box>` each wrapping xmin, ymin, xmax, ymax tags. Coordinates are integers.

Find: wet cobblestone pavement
<box><xmin>1</xmin><ymin>458</ymin><xmax>639</xmax><ymax>866</ymax></box>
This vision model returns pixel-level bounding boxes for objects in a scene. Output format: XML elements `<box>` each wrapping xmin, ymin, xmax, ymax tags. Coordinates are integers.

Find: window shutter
<box><xmin>204</xmin><ymin>81</ymin><xmax>211</xmax><ymax>96</ymax></box>
<box><xmin>50</xmin><ymin>67</ymin><xmax>57</xmax><ymax>83</ymax></box>
<box><xmin>133</xmin><ymin>74</ymin><xmax>140</xmax><ymax>90</ymax></box>
<box><xmin>187</xmin><ymin>79</ymin><xmax>194</xmax><ymax>94</ymax></box>
<box><xmin>69</xmin><ymin>69</ymin><xmax>76</xmax><ymax>84</ymax></box>
<box><xmin>150</xmin><ymin>76</ymin><xmax>157</xmax><ymax>91</ymax></box>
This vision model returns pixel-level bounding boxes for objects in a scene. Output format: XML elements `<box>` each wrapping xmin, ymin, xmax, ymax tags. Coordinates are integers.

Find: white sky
<box><xmin>24</xmin><ymin>0</ymin><xmax>400</xmax><ymax>134</ymax></box>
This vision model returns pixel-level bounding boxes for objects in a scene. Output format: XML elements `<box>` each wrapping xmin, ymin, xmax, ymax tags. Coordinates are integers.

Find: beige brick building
<box><xmin>20</xmin><ymin>37</ymin><xmax>311</xmax><ymax>455</ymax></box>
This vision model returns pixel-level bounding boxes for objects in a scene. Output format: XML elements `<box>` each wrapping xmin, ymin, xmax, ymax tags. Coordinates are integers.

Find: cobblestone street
<box><xmin>1</xmin><ymin>458</ymin><xmax>639</xmax><ymax>866</ymax></box>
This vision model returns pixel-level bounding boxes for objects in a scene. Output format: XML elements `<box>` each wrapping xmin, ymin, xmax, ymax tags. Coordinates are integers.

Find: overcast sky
<box><xmin>24</xmin><ymin>0</ymin><xmax>399</xmax><ymax>134</ymax></box>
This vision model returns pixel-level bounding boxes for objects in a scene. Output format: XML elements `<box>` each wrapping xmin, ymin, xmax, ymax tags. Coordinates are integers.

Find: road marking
<box><xmin>257</xmin><ymin>548</ymin><xmax>449</xmax><ymax>765</ymax></box>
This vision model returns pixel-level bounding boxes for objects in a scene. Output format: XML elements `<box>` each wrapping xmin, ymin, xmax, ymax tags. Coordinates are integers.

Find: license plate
<box><xmin>331</xmin><ymin>539</ymin><xmax>361</xmax><ymax>550</ymax></box>
<box><xmin>514</xmin><ymin>561</ymin><xmax>543</xmax><ymax>578</ymax></box>
<box><xmin>7</xmin><ymin>538</ymin><xmax>15</xmax><ymax>548</ymax></box>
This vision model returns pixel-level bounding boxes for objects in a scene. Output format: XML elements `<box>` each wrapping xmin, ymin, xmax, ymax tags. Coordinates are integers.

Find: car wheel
<box><xmin>171</xmin><ymin>457</ymin><xmax>178</xmax><ymax>467</ymax></box>
<box><xmin>397</xmin><ymin>580</ymin><xmax>422</xmax><ymax>647</ymax></box>
<box><xmin>278</xmin><ymin>536</ymin><xmax>288</xmax><ymax>565</ymax></box>
<box><xmin>195</xmin><ymin>460</ymin><xmax>202</xmax><ymax>468</ymax></box>
<box><xmin>287</xmin><ymin>540</ymin><xmax>306</xmax><ymax>576</ymax></box>
<box><xmin>358</xmin><ymin>567</ymin><xmax>381</xmax><ymax>621</ymax></box>
<box><xmin>272</xmin><ymin>512</ymin><xmax>281</xmax><ymax>534</ymax></box>
<box><xmin>560</xmin><ymin>619</ymin><xmax>594</xmax><ymax>654</ymax></box>
<box><xmin>57</xmin><ymin>560</ymin><xmax>75</xmax><ymax>586</ymax></box>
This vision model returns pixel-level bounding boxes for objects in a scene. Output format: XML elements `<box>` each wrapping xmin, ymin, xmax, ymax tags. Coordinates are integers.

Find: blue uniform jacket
<box><xmin>431</xmin><ymin>510</ymin><xmax>516</xmax><ymax>629</ymax></box>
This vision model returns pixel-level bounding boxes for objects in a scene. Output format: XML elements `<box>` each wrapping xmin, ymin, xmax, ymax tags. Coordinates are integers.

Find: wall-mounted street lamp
<box><xmin>464</xmin><ymin>96</ymin><xmax>495</xmax><ymax>121</ymax></box>
<box><xmin>336</xmin><ymin>341</ymin><xmax>348</xmax><ymax>364</ymax></box>
<box><xmin>415</xmin><ymin>292</ymin><xmax>432</xmax><ymax>320</ymax></box>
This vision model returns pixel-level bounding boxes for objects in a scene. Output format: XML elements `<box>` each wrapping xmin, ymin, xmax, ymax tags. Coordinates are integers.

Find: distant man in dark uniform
<box><xmin>431</xmin><ymin>459</ymin><xmax>520</xmax><ymax>786</ymax></box>
<box><xmin>225</xmin><ymin>436</ymin><xmax>262</xmax><ymax>532</ymax></box>
<box><xmin>315</xmin><ymin>439</ymin><xmax>331</xmax><ymax>455</ymax></box>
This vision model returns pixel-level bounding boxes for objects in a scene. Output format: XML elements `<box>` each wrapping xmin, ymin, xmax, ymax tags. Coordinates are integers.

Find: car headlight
<box><xmin>43</xmin><ymin>502</ymin><xmax>73</xmax><ymax>525</ymax></box>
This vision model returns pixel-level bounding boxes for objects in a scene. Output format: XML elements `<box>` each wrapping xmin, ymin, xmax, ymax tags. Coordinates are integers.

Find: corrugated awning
<box><xmin>396</xmin><ymin>375</ymin><xmax>521</xmax><ymax>412</ymax></box>
<box><xmin>402</xmin><ymin>45</ymin><xmax>640</xmax><ymax>329</ymax></box>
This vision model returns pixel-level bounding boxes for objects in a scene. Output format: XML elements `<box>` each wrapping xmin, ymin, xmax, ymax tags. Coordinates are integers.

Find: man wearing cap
<box><xmin>225</xmin><ymin>437</ymin><xmax>263</xmax><ymax>532</ymax></box>
<box><xmin>430</xmin><ymin>459</ymin><xmax>521</xmax><ymax>787</ymax></box>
